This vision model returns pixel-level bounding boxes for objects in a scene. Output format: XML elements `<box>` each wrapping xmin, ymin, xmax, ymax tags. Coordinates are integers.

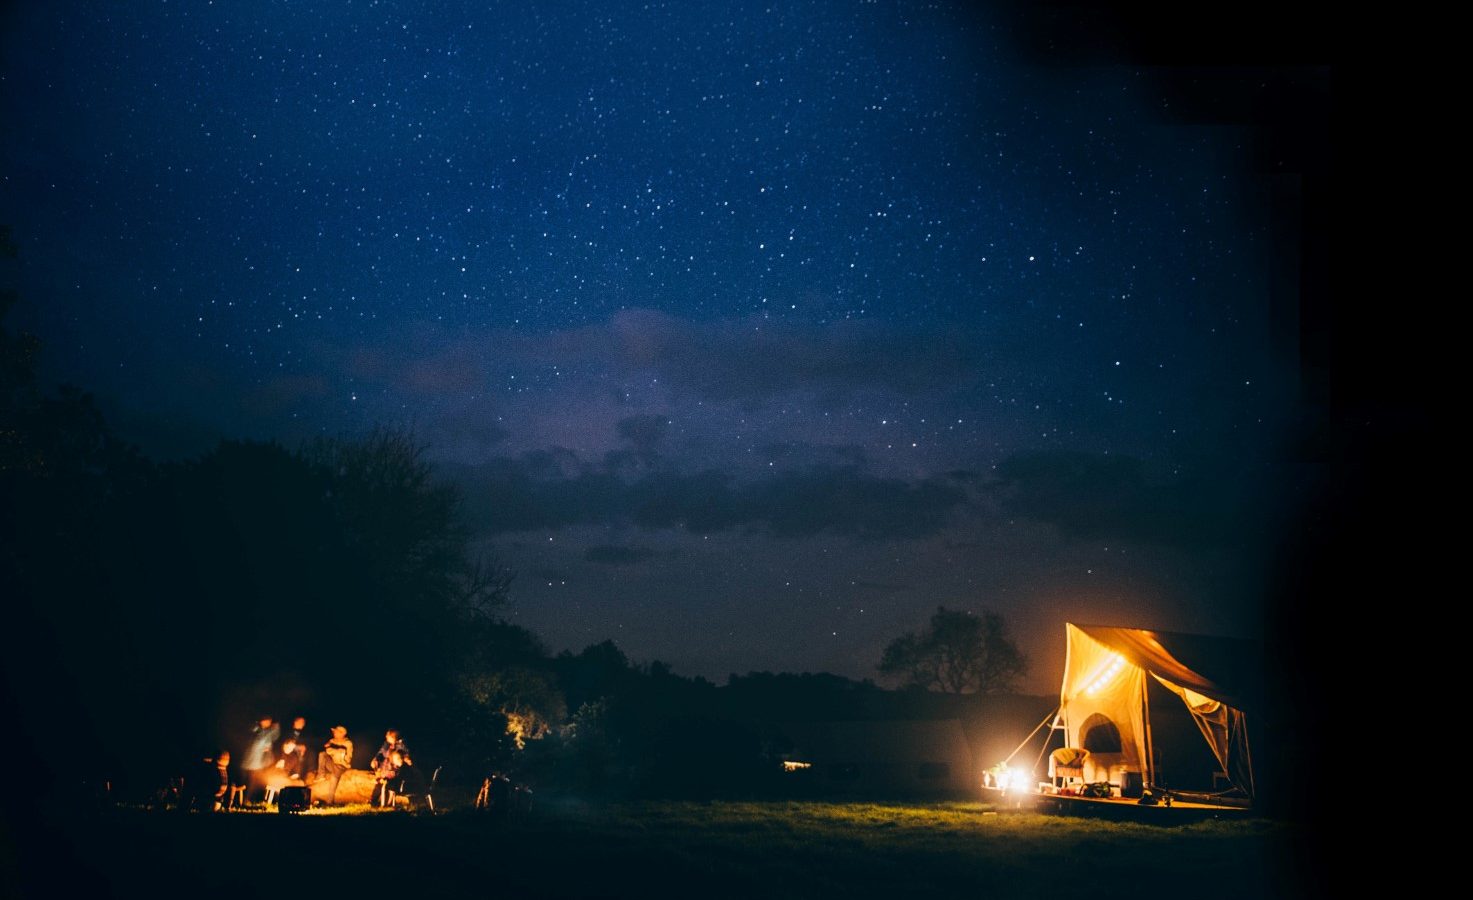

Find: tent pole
<box><xmin>1001</xmin><ymin>707</ymin><xmax>1060</xmax><ymax>767</ymax></box>
<box><xmin>1031</xmin><ymin>711</ymin><xmax>1061</xmax><ymax>779</ymax></box>
<box><xmin>1237</xmin><ymin>712</ymin><xmax>1255</xmax><ymax>801</ymax></box>
<box><xmin>1143</xmin><ymin>676</ymin><xmax>1155</xmax><ymax>789</ymax></box>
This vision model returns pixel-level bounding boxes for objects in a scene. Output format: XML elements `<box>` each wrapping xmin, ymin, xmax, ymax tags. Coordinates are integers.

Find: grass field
<box><xmin>7</xmin><ymin>799</ymin><xmax>1312</xmax><ymax>899</ymax></box>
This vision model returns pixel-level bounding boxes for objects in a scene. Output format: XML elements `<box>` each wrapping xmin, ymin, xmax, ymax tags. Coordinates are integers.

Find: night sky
<box><xmin>0</xmin><ymin>1</ymin><xmax>1310</xmax><ymax>690</ymax></box>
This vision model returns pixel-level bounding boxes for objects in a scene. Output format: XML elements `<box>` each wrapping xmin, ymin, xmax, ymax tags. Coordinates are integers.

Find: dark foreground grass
<box><xmin>6</xmin><ymin>799</ymin><xmax>1310</xmax><ymax>899</ymax></box>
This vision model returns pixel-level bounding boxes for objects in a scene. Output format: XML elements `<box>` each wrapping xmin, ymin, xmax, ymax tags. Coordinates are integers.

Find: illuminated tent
<box><xmin>1059</xmin><ymin>623</ymin><xmax>1258</xmax><ymax>800</ymax></box>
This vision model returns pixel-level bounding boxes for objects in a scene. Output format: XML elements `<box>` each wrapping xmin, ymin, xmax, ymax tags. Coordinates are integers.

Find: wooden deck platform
<box><xmin>981</xmin><ymin>786</ymin><xmax>1252</xmax><ymax>824</ymax></box>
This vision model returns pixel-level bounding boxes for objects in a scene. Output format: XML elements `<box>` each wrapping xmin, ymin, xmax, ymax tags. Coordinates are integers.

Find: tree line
<box><xmin>1</xmin><ymin>227</ymin><xmax>1027</xmax><ymax>804</ymax></box>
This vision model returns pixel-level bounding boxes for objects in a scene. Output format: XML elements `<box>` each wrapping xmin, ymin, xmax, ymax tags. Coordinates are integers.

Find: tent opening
<box><xmin>1079</xmin><ymin>714</ymin><xmax>1122</xmax><ymax>754</ymax></box>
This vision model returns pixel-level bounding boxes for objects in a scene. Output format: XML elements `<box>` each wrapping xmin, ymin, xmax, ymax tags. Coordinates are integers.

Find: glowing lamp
<box><xmin>1083</xmin><ymin>654</ymin><xmax>1126</xmax><ymax>696</ymax></box>
<box><xmin>995</xmin><ymin>767</ymin><xmax>1031</xmax><ymax>793</ymax></box>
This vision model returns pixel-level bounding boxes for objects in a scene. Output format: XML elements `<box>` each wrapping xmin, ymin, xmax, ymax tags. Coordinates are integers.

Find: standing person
<box><xmin>487</xmin><ymin>772</ymin><xmax>511</xmax><ymax>819</ymax></box>
<box><xmin>316</xmin><ymin>725</ymin><xmax>353</xmax><ymax>803</ymax></box>
<box><xmin>241</xmin><ymin>716</ymin><xmax>279</xmax><ymax>802</ymax></box>
<box><xmin>187</xmin><ymin>750</ymin><xmax>231</xmax><ymax>812</ymax></box>
<box><xmin>212</xmin><ymin>751</ymin><xmax>232</xmax><ymax>811</ymax></box>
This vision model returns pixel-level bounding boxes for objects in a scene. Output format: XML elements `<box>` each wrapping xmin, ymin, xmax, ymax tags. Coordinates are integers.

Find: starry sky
<box><xmin>0</xmin><ymin>1</ymin><xmax>1310</xmax><ymax>690</ymax></box>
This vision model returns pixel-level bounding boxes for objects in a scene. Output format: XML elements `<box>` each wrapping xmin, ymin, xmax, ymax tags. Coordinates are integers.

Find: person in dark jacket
<box><xmin>275</xmin><ymin>716</ymin><xmax>310</xmax><ymax>781</ymax></box>
<box><xmin>388</xmin><ymin>750</ymin><xmax>431</xmax><ymax>808</ymax></box>
<box><xmin>371</xmin><ymin>729</ymin><xmax>410</xmax><ymax>772</ymax></box>
<box><xmin>186</xmin><ymin>750</ymin><xmax>231</xmax><ymax>812</ymax></box>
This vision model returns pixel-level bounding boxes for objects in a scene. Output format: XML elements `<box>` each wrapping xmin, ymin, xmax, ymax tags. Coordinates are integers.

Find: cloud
<box><xmin>423</xmin><ymin>417</ymin><xmax>509</xmax><ymax>453</ymax></box>
<box><xmin>597</xmin><ymin>309</ymin><xmax>985</xmax><ymax>401</ymax></box>
<box><xmin>759</xmin><ymin>442</ymin><xmax>868</xmax><ymax>468</ymax></box>
<box><xmin>989</xmin><ymin>450</ymin><xmax>1244</xmax><ymax>548</ymax></box>
<box><xmin>403</xmin><ymin>343</ymin><xmax>485</xmax><ymax>393</ymax></box>
<box><xmin>322</xmin><ymin>309</ymin><xmax>989</xmax><ymax>404</ymax></box>
<box><xmin>583</xmin><ymin>544</ymin><xmax>658</xmax><ymax>566</ymax></box>
<box><xmin>243</xmin><ymin>374</ymin><xmax>331</xmax><ymax>415</ymax></box>
<box><xmin>738</xmin><ymin>467</ymin><xmax>968</xmax><ymax>539</ymax></box>
<box><xmin>454</xmin><ymin>452</ymin><xmax>971</xmax><ymax>541</ymax></box>
<box><xmin>615</xmin><ymin>413</ymin><xmax>670</xmax><ymax>463</ymax></box>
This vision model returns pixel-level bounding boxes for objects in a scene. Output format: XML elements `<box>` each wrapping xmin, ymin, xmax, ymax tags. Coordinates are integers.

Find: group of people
<box><xmin>198</xmin><ymin>717</ymin><xmax>427</xmax><ymax>810</ymax></box>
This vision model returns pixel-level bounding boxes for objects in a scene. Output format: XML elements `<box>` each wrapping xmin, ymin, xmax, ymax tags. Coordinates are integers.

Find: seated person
<box><xmin>276</xmin><ymin>735</ymin><xmax>310</xmax><ymax>781</ymax></box>
<box><xmin>373</xmin><ymin>745</ymin><xmax>403</xmax><ymax>806</ymax></box>
<box><xmin>277</xmin><ymin>717</ymin><xmax>310</xmax><ymax>780</ymax></box>
<box><xmin>389</xmin><ymin>750</ymin><xmax>430</xmax><ymax>806</ymax></box>
<box><xmin>371</xmin><ymin>728</ymin><xmax>410</xmax><ymax>773</ymax></box>
<box><xmin>315</xmin><ymin>725</ymin><xmax>354</xmax><ymax>802</ymax></box>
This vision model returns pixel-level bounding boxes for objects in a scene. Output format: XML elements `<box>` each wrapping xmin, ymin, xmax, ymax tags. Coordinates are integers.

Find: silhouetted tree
<box><xmin>304</xmin><ymin>428</ymin><xmax>509</xmax><ymax>619</ymax></box>
<box><xmin>554</xmin><ymin>639</ymin><xmax>634</xmax><ymax>711</ymax></box>
<box><xmin>1</xmin><ymin>227</ymin><xmax>162</xmax><ymax>795</ymax></box>
<box><xmin>877</xmin><ymin>606</ymin><xmax>1027</xmax><ymax>694</ymax></box>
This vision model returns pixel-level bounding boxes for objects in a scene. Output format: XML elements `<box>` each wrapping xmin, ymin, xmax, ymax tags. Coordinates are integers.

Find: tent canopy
<box><xmin>1059</xmin><ymin>623</ymin><xmax>1259</xmax><ymax>799</ymax></box>
<box><xmin>1070</xmin><ymin>624</ymin><xmax>1262</xmax><ymax>713</ymax></box>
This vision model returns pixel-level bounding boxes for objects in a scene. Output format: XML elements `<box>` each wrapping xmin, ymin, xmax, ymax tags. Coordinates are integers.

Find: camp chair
<box><xmin>1049</xmin><ymin>747</ymin><xmax>1089</xmax><ymax>791</ymax></box>
<box><xmin>394</xmin><ymin>766</ymin><xmax>440</xmax><ymax>811</ymax></box>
